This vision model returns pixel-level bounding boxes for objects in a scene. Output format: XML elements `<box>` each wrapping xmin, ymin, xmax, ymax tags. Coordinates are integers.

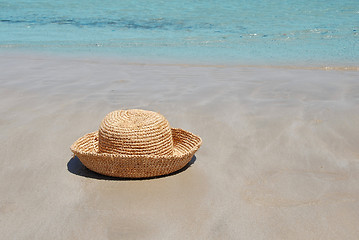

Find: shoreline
<box><xmin>1</xmin><ymin>50</ymin><xmax>359</xmax><ymax>72</ymax></box>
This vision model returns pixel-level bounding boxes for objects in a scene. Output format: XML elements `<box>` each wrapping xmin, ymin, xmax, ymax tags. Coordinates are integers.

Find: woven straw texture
<box><xmin>71</xmin><ymin>109</ymin><xmax>202</xmax><ymax>178</ymax></box>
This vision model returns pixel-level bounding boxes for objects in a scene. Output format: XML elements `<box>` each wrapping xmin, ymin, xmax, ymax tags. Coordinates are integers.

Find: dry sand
<box><xmin>1</xmin><ymin>53</ymin><xmax>359</xmax><ymax>239</ymax></box>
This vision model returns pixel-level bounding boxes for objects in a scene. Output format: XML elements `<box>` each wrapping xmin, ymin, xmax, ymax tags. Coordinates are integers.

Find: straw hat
<box><xmin>70</xmin><ymin>109</ymin><xmax>202</xmax><ymax>178</ymax></box>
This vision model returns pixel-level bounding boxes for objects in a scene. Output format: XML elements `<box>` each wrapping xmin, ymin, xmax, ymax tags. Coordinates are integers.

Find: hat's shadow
<box><xmin>67</xmin><ymin>155</ymin><xmax>197</xmax><ymax>181</ymax></box>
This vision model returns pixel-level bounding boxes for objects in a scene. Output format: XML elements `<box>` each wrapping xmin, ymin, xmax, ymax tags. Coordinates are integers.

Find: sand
<box><xmin>1</xmin><ymin>53</ymin><xmax>359</xmax><ymax>239</ymax></box>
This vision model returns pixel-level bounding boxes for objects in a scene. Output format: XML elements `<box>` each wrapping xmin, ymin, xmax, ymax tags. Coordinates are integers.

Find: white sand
<box><xmin>1</xmin><ymin>53</ymin><xmax>359</xmax><ymax>239</ymax></box>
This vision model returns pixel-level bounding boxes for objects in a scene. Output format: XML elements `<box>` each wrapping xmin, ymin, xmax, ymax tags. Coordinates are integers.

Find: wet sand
<box><xmin>1</xmin><ymin>53</ymin><xmax>359</xmax><ymax>239</ymax></box>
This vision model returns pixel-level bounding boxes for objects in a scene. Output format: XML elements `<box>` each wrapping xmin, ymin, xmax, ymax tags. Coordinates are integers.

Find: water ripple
<box><xmin>0</xmin><ymin>17</ymin><xmax>236</xmax><ymax>32</ymax></box>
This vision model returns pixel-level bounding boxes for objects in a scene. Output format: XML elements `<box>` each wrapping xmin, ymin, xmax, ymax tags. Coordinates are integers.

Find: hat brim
<box><xmin>70</xmin><ymin>128</ymin><xmax>202</xmax><ymax>178</ymax></box>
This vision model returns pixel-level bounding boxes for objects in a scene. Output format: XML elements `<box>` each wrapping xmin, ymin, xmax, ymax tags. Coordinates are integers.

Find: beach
<box><xmin>1</xmin><ymin>53</ymin><xmax>359</xmax><ymax>239</ymax></box>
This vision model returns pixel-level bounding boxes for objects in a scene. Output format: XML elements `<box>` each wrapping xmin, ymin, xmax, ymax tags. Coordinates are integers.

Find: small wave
<box><xmin>0</xmin><ymin>16</ymin><xmax>238</xmax><ymax>32</ymax></box>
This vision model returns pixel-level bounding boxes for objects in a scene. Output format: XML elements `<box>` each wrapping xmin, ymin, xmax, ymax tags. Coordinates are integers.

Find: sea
<box><xmin>1</xmin><ymin>0</ymin><xmax>358</xmax><ymax>66</ymax></box>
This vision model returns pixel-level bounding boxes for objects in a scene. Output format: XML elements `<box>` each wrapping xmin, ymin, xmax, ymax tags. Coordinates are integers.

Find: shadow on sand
<box><xmin>67</xmin><ymin>155</ymin><xmax>197</xmax><ymax>181</ymax></box>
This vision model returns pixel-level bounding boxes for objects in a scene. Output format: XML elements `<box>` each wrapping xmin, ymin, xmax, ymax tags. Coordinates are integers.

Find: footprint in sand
<box><xmin>242</xmin><ymin>169</ymin><xmax>358</xmax><ymax>207</ymax></box>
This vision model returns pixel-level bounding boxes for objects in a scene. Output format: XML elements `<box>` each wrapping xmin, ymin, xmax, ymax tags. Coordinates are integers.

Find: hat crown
<box><xmin>98</xmin><ymin>109</ymin><xmax>174</xmax><ymax>156</ymax></box>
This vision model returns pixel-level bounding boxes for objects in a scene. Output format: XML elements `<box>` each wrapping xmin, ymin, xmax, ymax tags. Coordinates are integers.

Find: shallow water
<box><xmin>1</xmin><ymin>0</ymin><xmax>358</xmax><ymax>66</ymax></box>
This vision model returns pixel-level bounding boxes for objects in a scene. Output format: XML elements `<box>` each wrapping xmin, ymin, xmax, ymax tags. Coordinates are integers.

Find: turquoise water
<box><xmin>1</xmin><ymin>0</ymin><xmax>358</xmax><ymax>66</ymax></box>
